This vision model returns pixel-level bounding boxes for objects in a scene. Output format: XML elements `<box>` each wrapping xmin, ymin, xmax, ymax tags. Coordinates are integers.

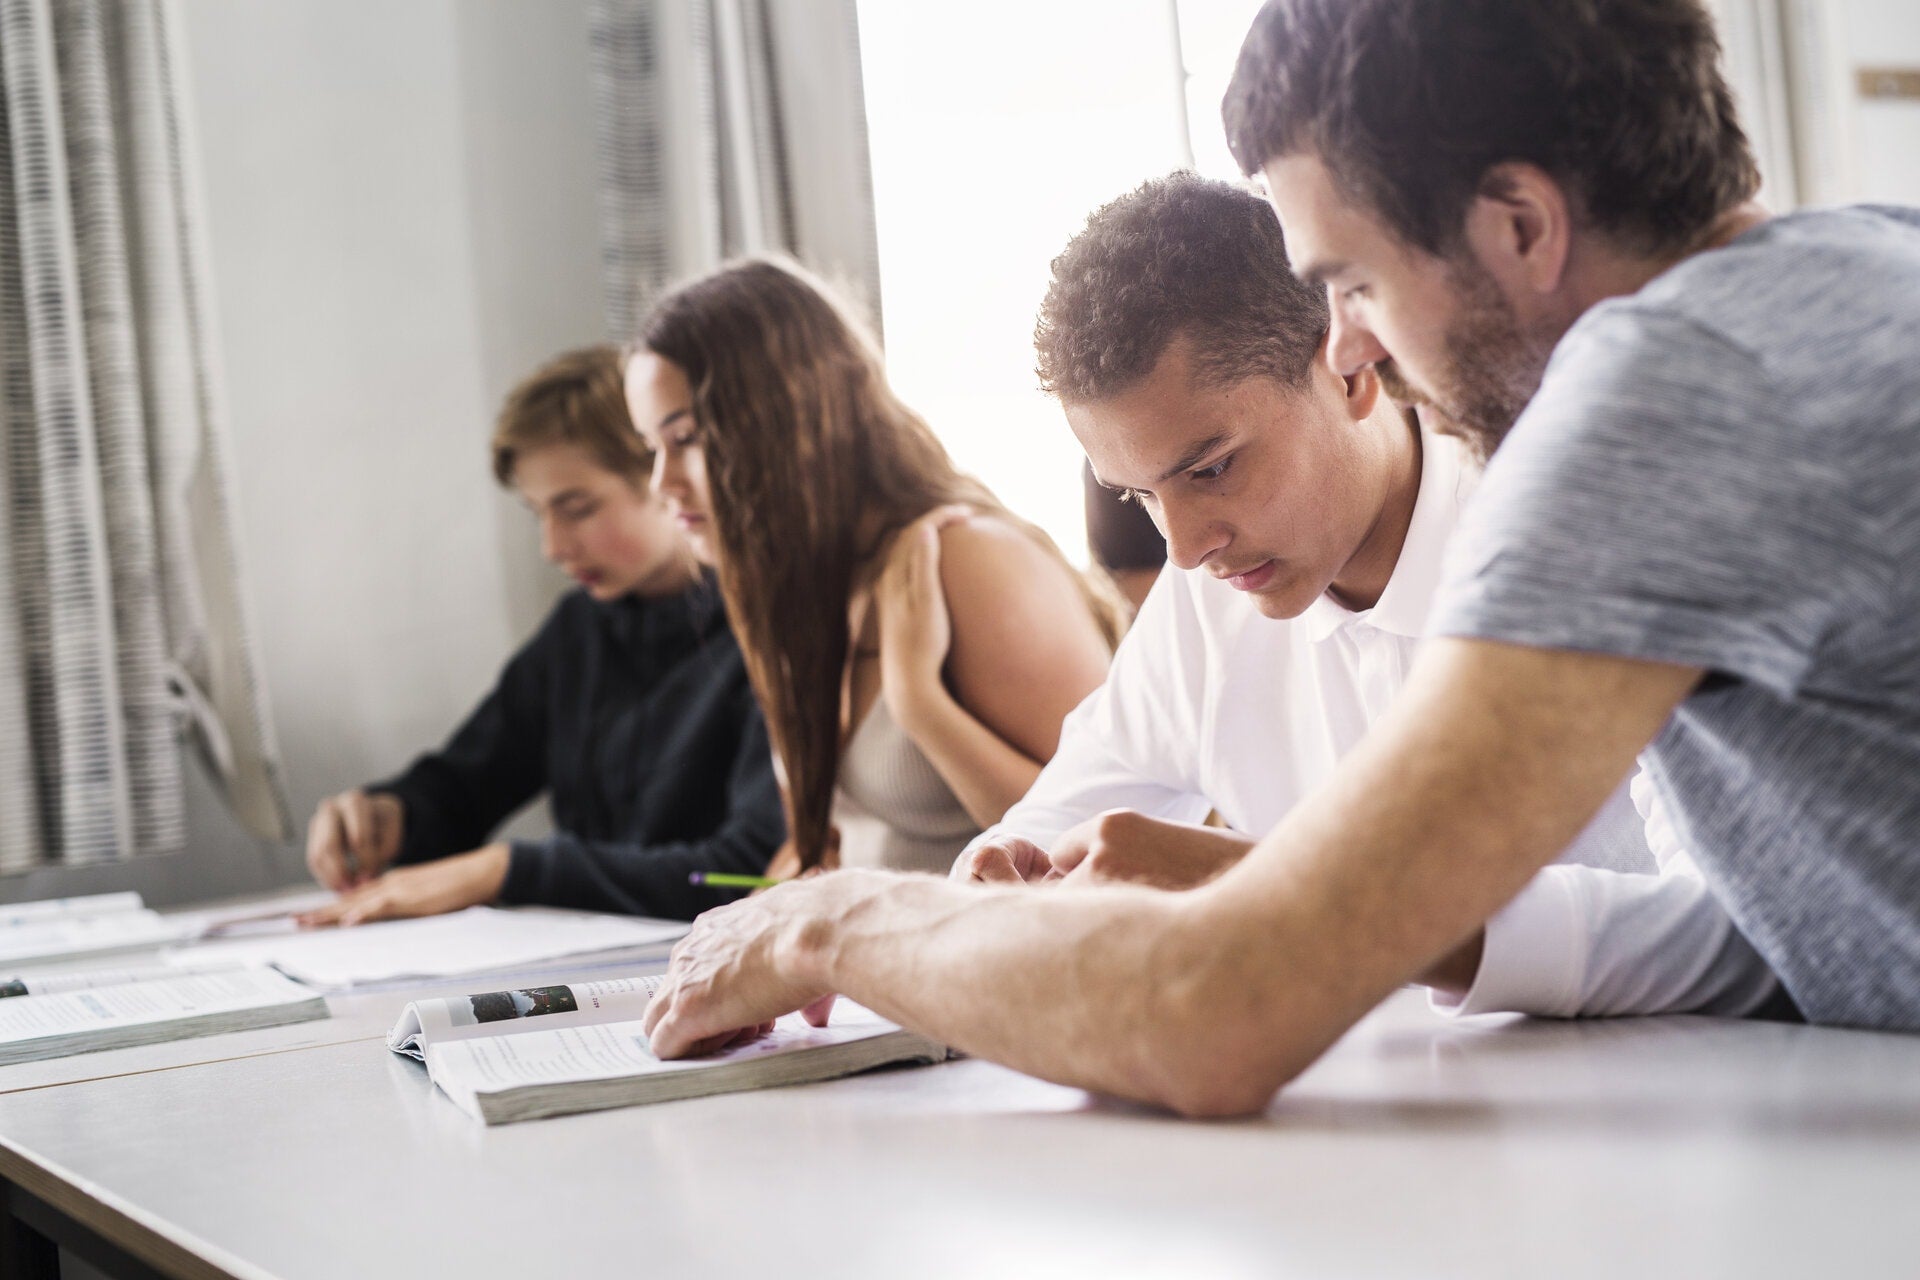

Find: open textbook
<box><xmin>389</xmin><ymin>976</ymin><xmax>949</xmax><ymax>1124</ymax></box>
<box><xmin>2</xmin><ymin>958</ymin><xmax>241</xmax><ymax>999</ymax></box>
<box><xmin>0</xmin><ymin>969</ymin><xmax>328</xmax><ymax>1066</ymax></box>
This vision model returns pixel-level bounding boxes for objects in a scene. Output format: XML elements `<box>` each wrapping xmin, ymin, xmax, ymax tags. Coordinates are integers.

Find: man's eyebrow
<box><xmin>655</xmin><ymin>407</ymin><xmax>689</xmax><ymax>432</ymax></box>
<box><xmin>1292</xmin><ymin>258</ymin><xmax>1347</xmax><ymax>290</ymax></box>
<box><xmin>524</xmin><ymin>486</ymin><xmax>588</xmax><ymax>514</ymax></box>
<box><xmin>1158</xmin><ymin>432</ymin><xmax>1233</xmax><ymax>484</ymax></box>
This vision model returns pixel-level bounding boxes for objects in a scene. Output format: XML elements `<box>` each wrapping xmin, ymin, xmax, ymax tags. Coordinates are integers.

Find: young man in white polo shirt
<box><xmin>957</xmin><ymin>173</ymin><xmax>1782</xmax><ymax>1023</ymax></box>
<box><xmin>954</xmin><ymin>172</ymin><xmax>1648</xmax><ymax>887</ymax></box>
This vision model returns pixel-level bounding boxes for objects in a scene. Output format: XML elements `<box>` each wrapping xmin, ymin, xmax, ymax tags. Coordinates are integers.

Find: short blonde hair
<box><xmin>490</xmin><ymin>344</ymin><xmax>652</xmax><ymax>487</ymax></box>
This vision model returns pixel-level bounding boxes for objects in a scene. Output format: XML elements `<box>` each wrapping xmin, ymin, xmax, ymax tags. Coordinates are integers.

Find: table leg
<box><xmin>1</xmin><ymin>1176</ymin><xmax>61</xmax><ymax>1278</ymax></box>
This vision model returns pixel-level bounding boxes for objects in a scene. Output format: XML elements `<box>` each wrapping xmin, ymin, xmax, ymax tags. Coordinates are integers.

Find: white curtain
<box><xmin>589</xmin><ymin>0</ymin><xmax>884</xmax><ymax>340</ymax></box>
<box><xmin>1709</xmin><ymin>0</ymin><xmax>1858</xmax><ymax>209</ymax></box>
<box><xmin>0</xmin><ymin>0</ymin><xmax>288</xmax><ymax>873</ymax></box>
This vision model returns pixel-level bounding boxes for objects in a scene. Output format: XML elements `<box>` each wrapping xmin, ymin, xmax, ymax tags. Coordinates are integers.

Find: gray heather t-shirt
<box><xmin>1433</xmin><ymin>205</ymin><xmax>1920</xmax><ymax>1031</ymax></box>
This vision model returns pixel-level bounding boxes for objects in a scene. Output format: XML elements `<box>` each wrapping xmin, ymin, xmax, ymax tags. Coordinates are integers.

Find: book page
<box><xmin>388</xmin><ymin>976</ymin><xmax>664</xmax><ymax>1058</ymax></box>
<box><xmin>426</xmin><ymin>1004</ymin><xmax>904</xmax><ymax>1091</ymax></box>
<box><xmin>1</xmin><ymin>958</ymin><xmax>242</xmax><ymax>999</ymax></box>
<box><xmin>0</xmin><ymin>911</ymin><xmax>187</xmax><ymax>965</ymax></box>
<box><xmin>166</xmin><ymin>907</ymin><xmax>687</xmax><ymax>989</ymax></box>
<box><xmin>0</xmin><ymin>970</ymin><xmax>318</xmax><ymax>1044</ymax></box>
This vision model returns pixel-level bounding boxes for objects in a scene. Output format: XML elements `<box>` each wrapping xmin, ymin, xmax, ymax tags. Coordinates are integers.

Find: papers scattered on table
<box><xmin>0</xmin><ymin>968</ymin><xmax>328</xmax><ymax>1066</ymax></box>
<box><xmin>389</xmin><ymin>976</ymin><xmax>949</xmax><ymax>1124</ymax></box>
<box><xmin>168</xmin><ymin>906</ymin><xmax>688</xmax><ymax>992</ymax></box>
<box><xmin>0</xmin><ymin>891</ymin><xmax>339</xmax><ymax>970</ymax></box>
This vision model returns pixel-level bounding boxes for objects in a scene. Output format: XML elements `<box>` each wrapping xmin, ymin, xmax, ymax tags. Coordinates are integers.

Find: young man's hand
<box><xmin>297</xmin><ymin>843</ymin><xmax>510</xmax><ymax>928</ymax></box>
<box><xmin>951</xmin><ymin>835</ymin><xmax>1057</xmax><ymax>884</ymax></box>
<box><xmin>305</xmin><ymin>790</ymin><xmax>404</xmax><ymax>890</ymax></box>
<box><xmin>1051</xmin><ymin>811</ymin><xmax>1253</xmax><ymax>891</ymax></box>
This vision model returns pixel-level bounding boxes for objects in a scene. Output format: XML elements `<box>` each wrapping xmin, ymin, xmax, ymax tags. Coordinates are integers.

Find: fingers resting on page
<box><xmin>643</xmin><ymin>879</ymin><xmax>842</xmax><ymax>1060</ymax></box>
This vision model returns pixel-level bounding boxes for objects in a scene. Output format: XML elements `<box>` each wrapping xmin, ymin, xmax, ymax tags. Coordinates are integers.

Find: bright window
<box><xmin>858</xmin><ymin>1</ymin><xmax>1262</xmax><ymax>564</ymax></box>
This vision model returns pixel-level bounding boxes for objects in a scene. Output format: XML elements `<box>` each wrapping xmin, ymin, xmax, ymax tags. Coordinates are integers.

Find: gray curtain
<box><xmin>0</xmin><ymin>0</ymin><xmax>288</xmax><ymax>874</ymax></box>
<box><xmin>589</xmin><ymin>0</ymin><xmax>884</xmax><ymax>341</ymax></box>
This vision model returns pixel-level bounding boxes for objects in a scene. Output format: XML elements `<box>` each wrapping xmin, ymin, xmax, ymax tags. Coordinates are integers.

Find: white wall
<box><xmin>1843</xmin><ymin>0</ymin><xmax>1920</xmax><ymax>205</ymax></box>
<box><xmin>0</xmin><ymin>0</ymin><xmax>604</xmax><ymax>906</ymax></box>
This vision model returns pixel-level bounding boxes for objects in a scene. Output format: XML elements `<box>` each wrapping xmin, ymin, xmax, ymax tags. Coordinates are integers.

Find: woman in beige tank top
<box><xmin>625</xmin><ymin>259</ymin><xmax>1123</xmax><ymax>877</ymax></box>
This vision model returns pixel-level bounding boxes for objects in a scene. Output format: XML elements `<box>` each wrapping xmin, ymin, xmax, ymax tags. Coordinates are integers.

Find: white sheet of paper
<box><xmin>164</xmin><ymin>907</ymin><xmax>686</xmax><ymax>989</ymax></box>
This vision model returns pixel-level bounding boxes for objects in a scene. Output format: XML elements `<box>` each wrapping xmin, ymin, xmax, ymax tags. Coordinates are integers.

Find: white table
<box><xmin>4</xmin><ymin>989</ymin><xmax>1919</xmax><ymax>1280</ymax></box>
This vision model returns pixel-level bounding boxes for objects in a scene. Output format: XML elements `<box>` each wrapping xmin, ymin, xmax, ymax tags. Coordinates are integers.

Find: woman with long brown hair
<box><xmin>627</xmin><ymin>258</ymin><xmax>1121</xmax><ymax>877</ymax></box>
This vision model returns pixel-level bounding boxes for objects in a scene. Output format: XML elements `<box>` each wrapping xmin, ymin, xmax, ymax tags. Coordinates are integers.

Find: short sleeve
<box><xmin>1432</xmin><ymin>305</ymin><xmax>1881</xmax><ymax>695</ymax></box>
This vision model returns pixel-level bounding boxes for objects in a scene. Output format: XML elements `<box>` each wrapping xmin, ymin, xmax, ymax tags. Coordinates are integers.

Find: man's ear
<box><xmin>1462</xmin><ymin>161</ymin><xmax>1573</xmax><ymax>298</ymax></box>
<box><xmin>1315</xmin><ymin>330</ymin><xmax>1383</xmax><ymax>422</ymax></box>
<box><xmin>1343</xmin><ymin>362</ymin><xmax>1382</xmax><ymax>421</ymax></box>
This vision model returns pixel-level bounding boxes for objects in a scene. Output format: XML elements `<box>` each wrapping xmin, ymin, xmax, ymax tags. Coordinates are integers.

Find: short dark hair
<box><xmin>1222</xmin><ymin>0</ymin><xmax>1761</xmax><ymax>257</ymax></box>
<box><xmin>1035</xmin><ymin>172</ymin><xmax>1330</xmax><ymax>403</ymax></box>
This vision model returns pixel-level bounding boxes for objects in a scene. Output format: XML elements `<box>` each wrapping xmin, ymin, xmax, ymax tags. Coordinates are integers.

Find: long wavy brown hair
<box><xmin>640</xmin><ymin>258</ymin><xmax>1123</xmax><ymax>869</ymax></box>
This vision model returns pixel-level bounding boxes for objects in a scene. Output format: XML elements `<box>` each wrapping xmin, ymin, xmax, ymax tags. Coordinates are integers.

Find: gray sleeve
<box><xmin>1431</xmin><ymin>306</ymin><xmax>1884</xmax><ymax>693</ymax></box>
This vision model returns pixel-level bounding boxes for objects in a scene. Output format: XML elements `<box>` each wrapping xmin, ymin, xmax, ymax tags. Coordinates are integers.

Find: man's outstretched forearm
<box><xmin>646</xmin><ymin>640</ymin><xmax>1701</xmax><ymax>1115</ymax></box>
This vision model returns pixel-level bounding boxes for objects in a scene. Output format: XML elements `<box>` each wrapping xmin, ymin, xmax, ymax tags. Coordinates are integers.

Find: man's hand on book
<box><xmin>297</xmin><ymin>843</ymin><xmax>511</xmax><ymax>928</ymax></box>
<box><xmin>644</xmin><ymin>875</ymin><xmax>848</xmax><ymax>1059</ymax></box>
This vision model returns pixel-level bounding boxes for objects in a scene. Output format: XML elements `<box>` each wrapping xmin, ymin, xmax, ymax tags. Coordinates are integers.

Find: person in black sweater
<box><xmin>300</xmin><ymin>346</ymin><xmax>784</xmax><ymax>924</ymax></box>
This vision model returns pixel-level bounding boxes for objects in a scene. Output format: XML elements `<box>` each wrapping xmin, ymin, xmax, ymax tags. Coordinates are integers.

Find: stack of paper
<box><xmin>0</xmin><ymin>894</ymin><xmax>188</xmax><ymax>967</ymax></box>
<box><xmin>0</xmin><ymin>969</ymin><xmax>328</xmax><ymax>1066</ymax></box>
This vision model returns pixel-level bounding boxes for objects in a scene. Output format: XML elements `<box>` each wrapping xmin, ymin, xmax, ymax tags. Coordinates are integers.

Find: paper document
<box><xmin>0</xmin><ymin>911</ymin><xmax>188</xmax><ymax>966</ymax></box>
<box><xmin>0</xmin><ymin>892</ymin><xmax>145</xmax><ymax>926</ymax></box>
<box><xmin>167</xmin><ymin>907</ymin><xmax>687</xmax><ymax>990</ymax></box>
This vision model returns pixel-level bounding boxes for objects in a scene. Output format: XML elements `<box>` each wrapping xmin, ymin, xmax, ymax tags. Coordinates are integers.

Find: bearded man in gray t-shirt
<box><xmin>633</xmin><ymin>0</ymin><xmax>1917</xmax><ymax>1113</ymax></box>
<box><xmin>1234</xmin><ymin>3</ymin><xmax>1920</xmax><ymax>1031</ymax></box>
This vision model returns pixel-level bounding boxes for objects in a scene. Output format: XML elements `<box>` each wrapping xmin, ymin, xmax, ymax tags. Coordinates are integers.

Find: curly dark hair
<box><xmin>1034</xmin><ymin>172</ymin><xmax>1330</xmax><ymax>404</ymax></box>
<box><xmin>1222</xmin><ymin>0</ymin><xmax>1760</xmax><ymax>258</ymax></box>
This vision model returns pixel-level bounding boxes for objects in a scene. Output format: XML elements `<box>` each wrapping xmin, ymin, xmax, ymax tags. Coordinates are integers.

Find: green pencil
<box><xmin>688</xmin><ymin>871</ymin><xmax>784</xmax><ymax>889</ymax></box>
